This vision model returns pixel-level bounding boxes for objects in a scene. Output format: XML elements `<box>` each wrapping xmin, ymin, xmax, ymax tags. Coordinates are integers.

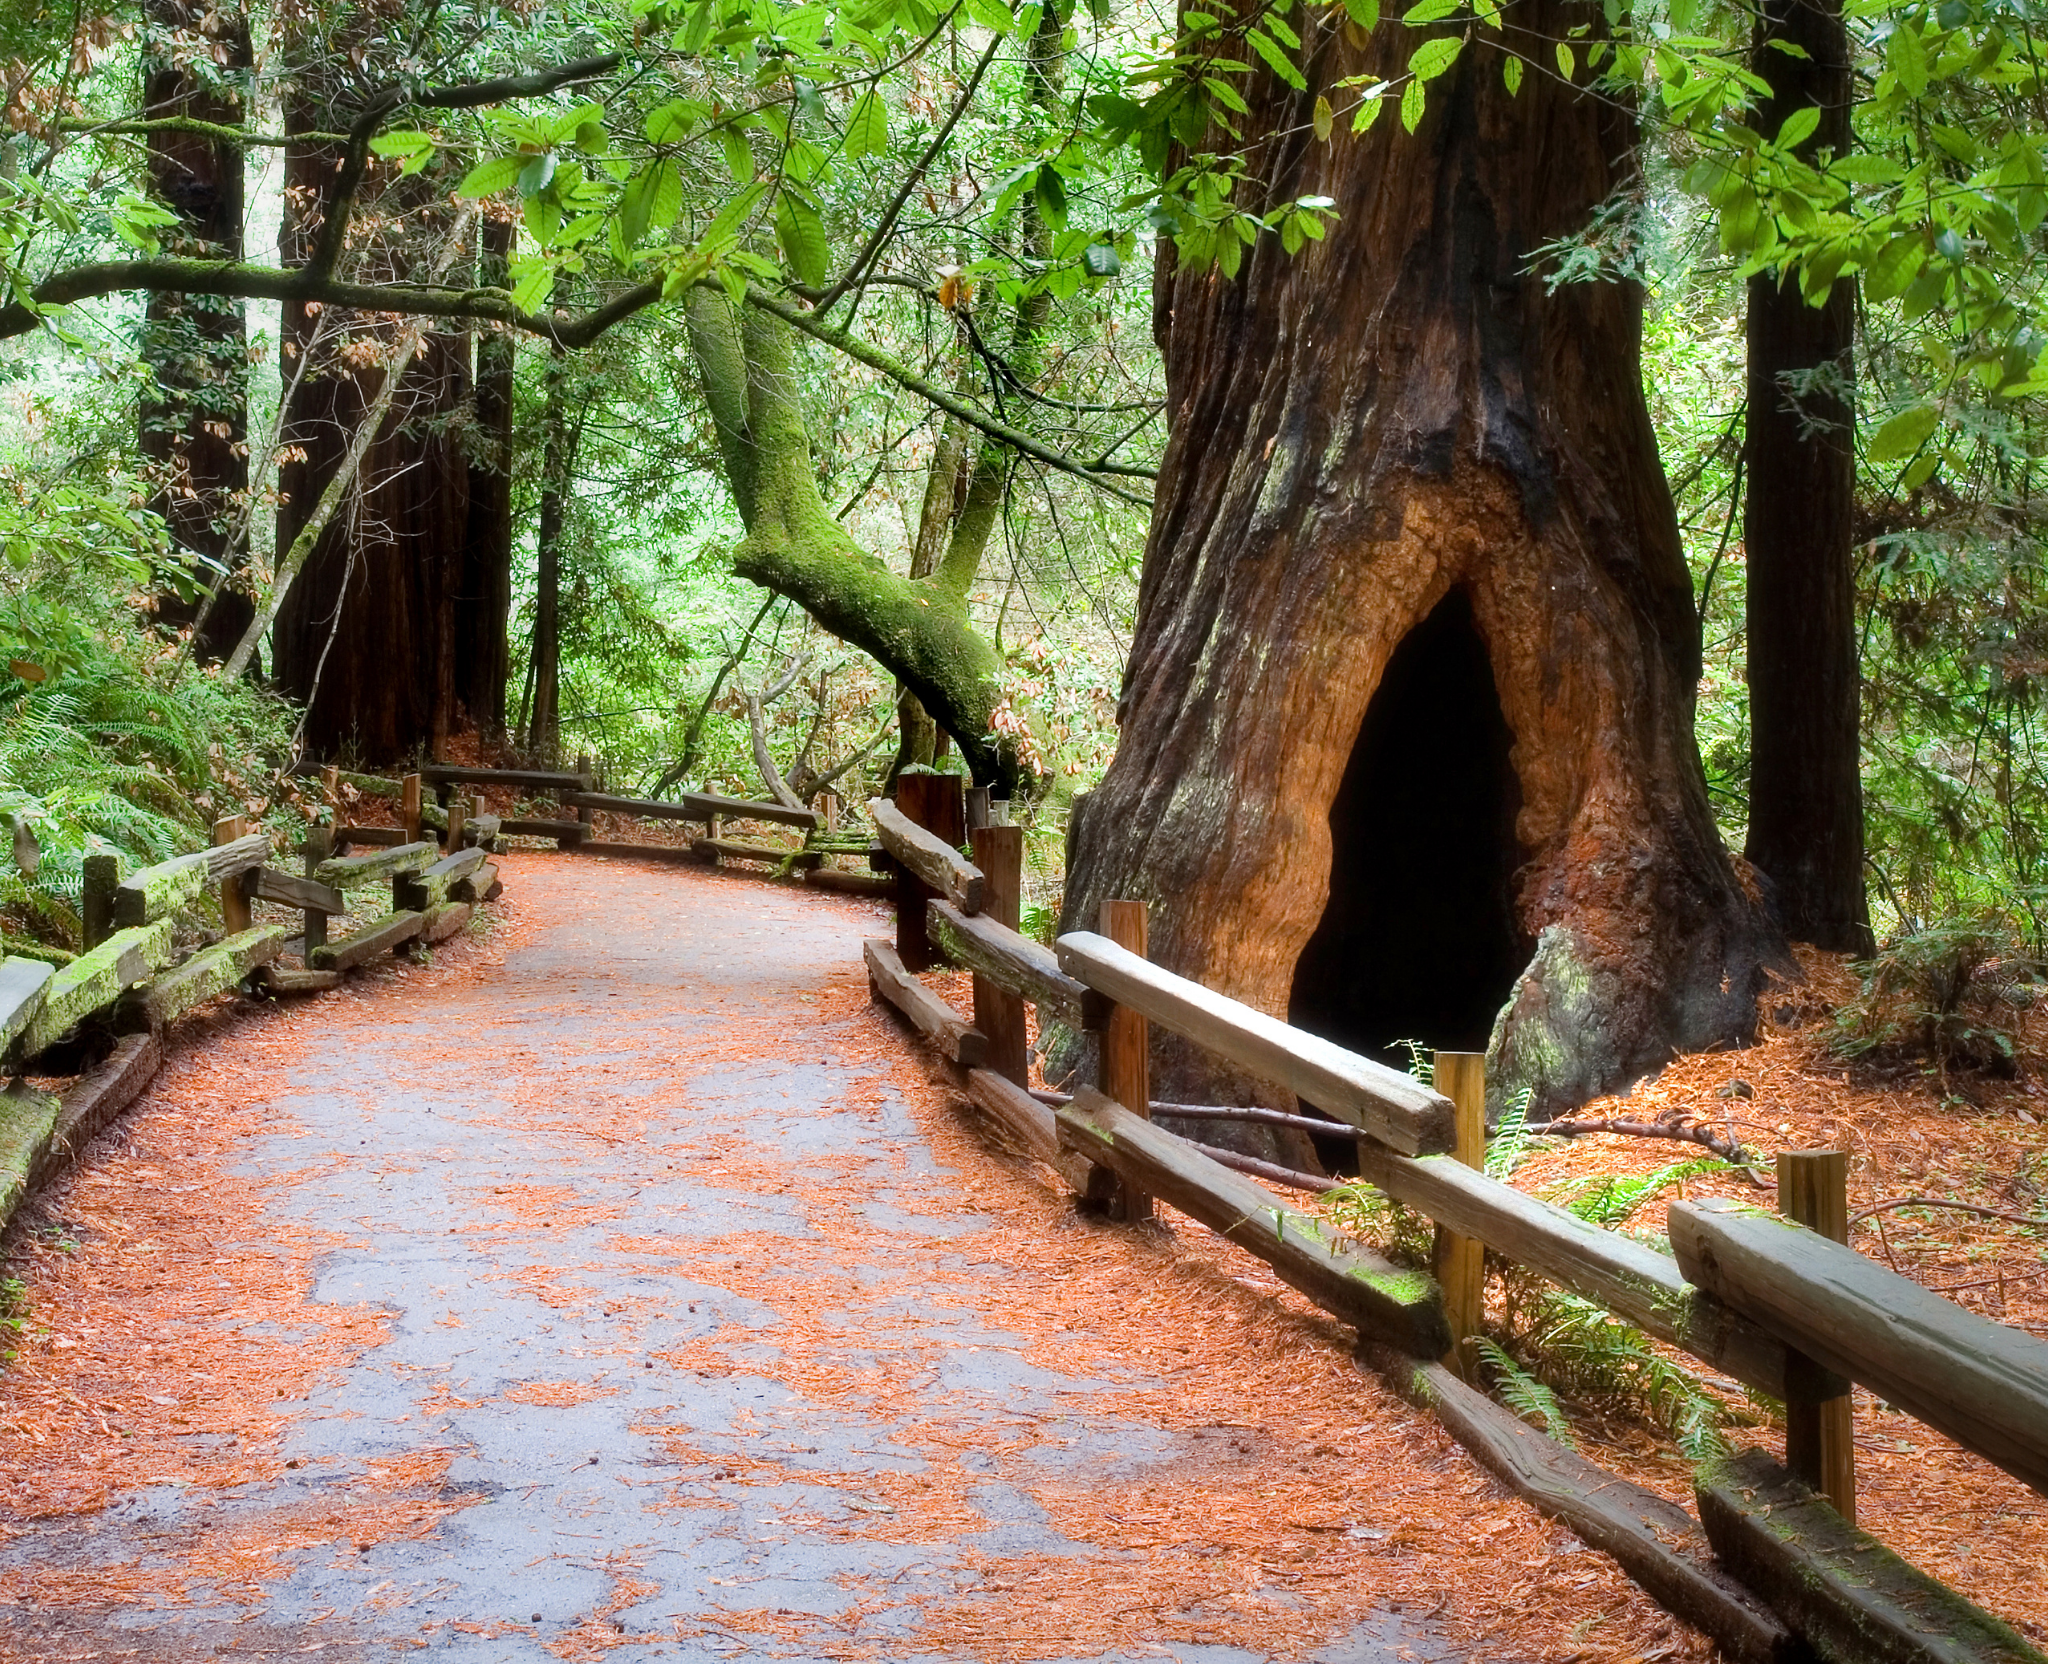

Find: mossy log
<box><xmin>313</xmin><ymin>841</ymin><xmax>436</xmax><ymax>887</ymax></box>
<box><xmin>1699</xmin><ymin>1448</ymin><xmax>2044</xmax><ymax>1664</ymax></box>
<box><xmin>459</xmin><ymin>814</ymin><xmax>501</xmax><ymax>851</ymax></box>
<box><xmin>28</xmin><ymin>1033</ymin><xmax>160</xmax><ymax>1195</ymax></box>
<box><xmin>21</xmin><ymin>919</ymin><xmax>175</xmax><ymax>1057</ymax></box>
<box><xmin>0</xmin><ymin>1080</ymin><xmax>62</xmax><ymax>1231</ymax></box>
<box><xmin>452</xmin><ymin>862</ymin><xmax>500</xmax><ymax>905</ymax></box>
<box><xmin>394</xmin><ymin>847</ymin><xmax>487</xmax><ymax>911</ymax></box>
<box><xmin>252</xmin><ymin>963</ymin><xmax>342</xmax><ymax>995</ymax></box>
<box><xmin>112</xmin><ymin>832</ymin><xmax>270</xmax><ymax>927</ymax></box>
<box><xmin>308</xmin><ymin>910</ymin><xmax>425</xmax><ymax>971</ymax></box>
<box><xmin>420</xmin><ymin>901</ymin><xmax>472</xmax><ymax>944</ymax></box>
<box><xmin>1057</xmin><ymin>1088</ymin><xmax>1452</xmax><ymax>1354</ymax></box>
<box><xmin>118</xmin><ymin>926</ymin><xmax>284</xmax><ymax>1032</ymax></box>
<box><xmin>691</xmin><ymin>837</ymin><xmax>823</xmax><ymax>870</ymax></box>
<box><xmin>0</xmin><ymin>957</ymin><xmax>54</xmax><ymax>1058</ymax></box>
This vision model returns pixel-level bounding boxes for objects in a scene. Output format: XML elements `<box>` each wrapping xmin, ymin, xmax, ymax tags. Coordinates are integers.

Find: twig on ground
<box><xmin>1850</xmin><ymin>1196</ymin><xmax>2048</xmax><ymax>1229</ymax></box>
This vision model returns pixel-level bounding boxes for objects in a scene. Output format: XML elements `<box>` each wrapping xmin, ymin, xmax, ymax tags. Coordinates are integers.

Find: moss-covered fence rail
<box><xmin>861</xmin><ymin>771</ymin><xmax>2048</xmax><ymax>1664</ymax></box>
<box><xmin>0</xmin><ymin>808</ymin><xmax>512</xmax><ymax>1248</ymax></box>
<box><xmin>288</xmin><ymin>761</ymin><xmax>892</xmax><ymax>896</ymax></box>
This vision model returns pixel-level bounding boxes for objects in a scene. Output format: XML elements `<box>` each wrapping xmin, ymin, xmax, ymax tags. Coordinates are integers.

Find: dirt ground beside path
<box><xmin>0</xmin><ymin>851</ymin><xmax>1693</xmax><ymax>1663</ymax></box>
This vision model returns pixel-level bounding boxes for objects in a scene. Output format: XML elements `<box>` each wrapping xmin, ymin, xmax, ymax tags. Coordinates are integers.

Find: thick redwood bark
<box><xmin>139</xmin><ymin>0</ymin><xmax>252</xmax><ymax>660</ymax></box>
<box><xmin>1062</xmin><ymin>3</ymin><xmax>1787</xmax><ymax>1114</ymax></box>
<box><xmin>1744</xmin><ymin>0</ymin><xmax>1872</xmax><ymax>954</ymax></box>
<box><xmin>272</xmin><ymin>107</ymin><xmax>474</xmax><ymax>761</ymax></box>
<box><xmin>527</xmin><ymin>346</ymin><xmax>573</xmax><ymax>761</ymax></box>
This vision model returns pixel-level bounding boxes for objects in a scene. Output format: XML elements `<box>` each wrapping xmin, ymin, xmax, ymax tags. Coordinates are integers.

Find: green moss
<box><xmin>0</xmin><ymin>1082</ymin><xmax>60</xmax><ymax>1227</ymax></box>
<box><xmin>112</xmin><ymin>851</ymin><xmax>211</xmax><ymax>928</ymax></box>
<box><xmin>23</xmin><ymin>918</ymin><xmax>174</xmax><ymax>1055</ymax></box>
<box><xmin>1352</xmin><ymin>1265</ymin><xmax>1440</xmax><ymax>1307</ymax></box>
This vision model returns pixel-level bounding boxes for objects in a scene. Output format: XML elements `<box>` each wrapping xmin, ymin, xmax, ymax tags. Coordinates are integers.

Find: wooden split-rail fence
<box><xmin>295</xmin><ymin>757</ymin><xmax>893</xmax><ymax>896</ymax></box>
<box><xmin>0</xmin><ymin>777</ymin><xmax>517</xmax><ymax>1231</ymax></box>
<box><xmin>861</xmin><ymin>771</ymin><xmax>2048</xmax><ymax>1664</ymax></box>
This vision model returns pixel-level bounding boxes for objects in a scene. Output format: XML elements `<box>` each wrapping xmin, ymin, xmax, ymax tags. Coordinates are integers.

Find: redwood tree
<box><xmin>271</xmin><ymin>106</ymin><xmax>487</xmax><ymax>761</ymax></box>
<box><xmin>1743</xmin><ymin>0</ymin><xmax>1872</xmax><ymax>954</ymax></box>
<box><xmin>1063</xmin><ymin>1</ymin><xmax>1789</xmax><ymax>1113</ymax></box>
<box><xmin>138</xmin><ymin>0</ymin><xmax>253</xmax><ymax>660</ymax></box>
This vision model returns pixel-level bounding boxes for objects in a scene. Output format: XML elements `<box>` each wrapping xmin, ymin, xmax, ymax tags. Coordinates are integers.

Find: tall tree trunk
<box><xmin>139</xmin><ymin>0</ymin><xmax>252</xmax><ymax>662</ymax></box>
<box><xmin>272</xmin><ymin>101</ymin><xmax>474</xmax><ymax>762</ymax></box>
<box><xmin>457</xmin><ymin>214</ymin><xmax>517</xmax><ymax>740</ymax></box>
<box><xmin>1062</xmin><ymin>1</ymin><xmax>1787</xmax><ymax>1115</ymax></box>
<box><xmin>1743</xmin><ymin>0</ymin><xmax>1871</xmax><ymax>954</ymax></box>
<box><xmin>528</xmin><ymin>346</ymin><xmax>572</xmax><ymax>761</ymax></box>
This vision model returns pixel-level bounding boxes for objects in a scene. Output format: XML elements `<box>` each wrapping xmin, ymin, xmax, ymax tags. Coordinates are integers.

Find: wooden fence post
<box><xmin>893</xmin><ymin>773</ymin><xmax>962</xmax><ymax>974</ymax></box>
<box><xmin>215</xmin><ymin>817</ymin><xmax>252</xmax><ymax>934</ymax></box>
<box><xmin>1098</xmin><ymin>898</ymin><xmax>1153</xmax><ymax>1223</ymax></box>
<box><xmin>574</xmin><ymin>752</ymin><xmax>593</xmax><ymax>839</ymax></box>
<box><xmin>401</xmin><ymin>773</ymin><xmax>422</xmax><ymax>845</ymax></box>
<box><xmin>1779</xmin><ymin>1148</ymin><xmax>1856</xmax><ymax>1520</ymax></box>
<box><xmin>1432</xmin><ymin>1051</ymin><xmax>1487</xmax><ymax>1380</ymax></box>
<box><xmin>446</xmin><ymin>797</ymin><xmax>468</xmax><ymax>856</ymax></box>
<box><xmin>302</xmin><ymin>826</ymin><xmax>332</xmax><ymax>960</ymax></box>
<box><xmin>82</xmin><ymin>852</ymin><xmax>118</xmax><ymax>950</ymax></box>
<box><xmin>964</xmin><ymin>786</ymin><xmax>990</xmax><ymax>832</ymax></box>
<box><xmin>971</xmin><ymin>824</ymin><xmax>1028</xmax><ymax>1086</ymax></box>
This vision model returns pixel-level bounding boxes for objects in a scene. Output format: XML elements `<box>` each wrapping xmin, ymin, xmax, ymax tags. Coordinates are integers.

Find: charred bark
<box><xmin>138</xmin><ymin>0</ymin><xmax>252</xmax><ymax>661</ymax></box>
<box><xmin>1062</xmin><ymin>4</ymin><xmax>1788</xmax><ymax>1114</ymax></box>
<box><xmin>1743</xmin><ymin>0</ymin><xmax>1871</xmax><ymax>954</ymax></box>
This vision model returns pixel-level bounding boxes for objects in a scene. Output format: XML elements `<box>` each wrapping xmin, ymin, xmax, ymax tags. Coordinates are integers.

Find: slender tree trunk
<box><xmin>139</xmin><ymin>0</ymin><xmax>252</xmax><ymax>662</ymax></box>
<box><xmin>528</xmin><ymin>347</ymin><xmax>572</xmax><ymax>761</ymax></box>
<box><xmin>1743</xmin><ymin>0</ymin><xmax>1871</xmax><ymax>953</ymax></box>
<box><xmin>1063</xmin><ymin>0</ymin><xmax>1787</xmax><ymax>1115</ymax></box>
<box><xmin>457</xmin><ymin>213</ymin><xmax>517</xmax><ymax>740</ymax></box>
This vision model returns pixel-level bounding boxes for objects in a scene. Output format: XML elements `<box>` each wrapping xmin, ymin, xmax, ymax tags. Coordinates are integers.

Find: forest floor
<box><xmin>0</xmin><ymin>851</ymin><xmax>1694</xmax><ymax>1664</ymax></box>
<box><xmin>1486</xmin><ymin>949</ymin><xmax>2048</xmax><ymax>1648</ymax></box>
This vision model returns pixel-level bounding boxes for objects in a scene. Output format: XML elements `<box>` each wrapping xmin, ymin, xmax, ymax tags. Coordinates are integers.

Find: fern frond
<box><xmin>1472</xmin><ymin>1336</ymin><xmax>1578</xmax><ymax>1449</ymax></box>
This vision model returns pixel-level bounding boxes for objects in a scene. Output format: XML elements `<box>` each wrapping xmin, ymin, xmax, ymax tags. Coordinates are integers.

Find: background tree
<box><xmin>1743</xmin><ymin>0</ymin><xmax>1871</xmax><ymax>954</ymax></box>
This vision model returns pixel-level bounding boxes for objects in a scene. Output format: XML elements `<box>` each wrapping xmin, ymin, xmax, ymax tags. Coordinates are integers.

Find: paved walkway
<box><xmin>0</xmin><ymin>855</ymin><xmax>1672</xmax><ymax>1662</ymax></box>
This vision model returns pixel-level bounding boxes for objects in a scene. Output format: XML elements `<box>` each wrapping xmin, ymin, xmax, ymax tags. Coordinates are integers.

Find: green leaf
<box><xmin>1889</xmin><ymin>20</ymin><xmax>1928</xmax><ymax>95</ymax></box>
<box><xmin>1400</xmin><ymin>75</ymin><xmax>1426</xmax><ymax>130</ymax></box>
<box><xmin>646</xmin><ymin>100</ymin><xmax>700</xmax><ymax>144</ymax></box>
<box><xmin>1401</xmin><ymin>0</ymin><xmax>1459</xmax><ymax>20</ymax></box>
<box><xmin>1409</xmin><ymin>36</ymin><xmax>1462</xmax><ymax>79</ymax></box>
<box><xmin>722</xmin><ymin>127</ymin><xmax>755</xmax><ymax>183</ymax></box>
<box><xmin>1865</xmin><ymin>231</ymin><xmax>1924</xmax><ymax>303</ymax></box>
<box><xmin>1313</xmin><ymin>95</ymin><xmax>1333</xmax><ymax>140</ymax></box>
<box><xmin>1082</xmin><ymin>241</ymin><xmax>1120</xmax><ymax>276</ymax></box>
<box><xmin>1774</xmin><ymin>105</ymin><xmax>1819</xmax><ymax>151</ymax></box>
<box><xmin>845</xmin><ymin>90</ymin><xmax>889</xmax><ymax>160</ymax></box>
<box><xmin>1868</xmin><ymin>403</ymin><xmax>1940</xmax><ymax>464</ymax></box>
<box><xmin>775</xmin><ymin>189</ymin><xmax>831</xmax><ymax>287</ymax></box>
<box><xmin>1554</xmin><ymin>40</ymin><xmax>1575</xmax><ymax>79</ymax></box>
<box><xmin>1502</xmin><ymin>53</ymin><xmax>1523</xmax><ymax>92</ymax></box>
<box><xmin>1342</xmin><ymin>0</ymin><xmax>1379</xmax><ymax>26</ymax></box>
<box><xmin>457</xmin><ymin>155</ymin><xmax>524</xmax><ymax>198</ymax></box>
<box><xmin>1034</xmin><ymin>165</ymin><xmax>1068</xmax><ymax>228</ymax></box>
<box><xmin>1246</xmin><ymin>28</ymin><xmax>1308</xmax><ymax>89</ymax></box>
<box><xmin>518</xmin><ymin>152</ymin><xmax>557</xmax><ymax>197</ymax></box>
<box><xmin>1353</xmin><ymin>89</ymin><xmax>1387</xmax><ymax>130</ymax></box>
<box><xmin>369</xmin><ymin>130</ymin><xmax>433</xmax><ymax>156</ymax></box>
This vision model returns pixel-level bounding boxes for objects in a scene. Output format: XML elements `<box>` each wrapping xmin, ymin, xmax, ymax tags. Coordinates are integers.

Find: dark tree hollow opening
<box><xmin>1289</xmin><ymin>588</ymin><xmax>1531</xmax><ymax>1128</ymax></box>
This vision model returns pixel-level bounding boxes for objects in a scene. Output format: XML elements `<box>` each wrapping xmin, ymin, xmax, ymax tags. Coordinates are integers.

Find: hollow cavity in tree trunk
<box><xmin>1289</xmin><ymin>588</ymin><xmax>1530</xmax><ymax>1073</ymax></box>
